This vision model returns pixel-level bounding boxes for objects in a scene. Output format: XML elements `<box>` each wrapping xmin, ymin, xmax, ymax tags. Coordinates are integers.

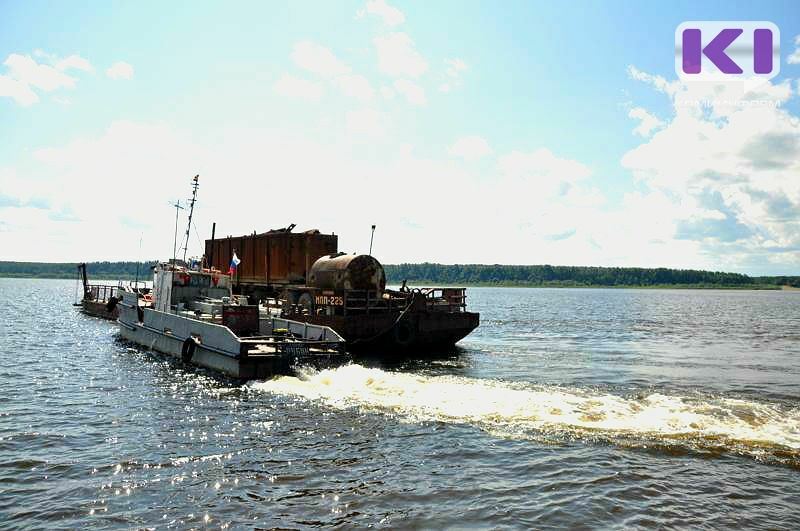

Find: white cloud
<box><xmin>374</xmin><ymin>32</ymin><xmax>428</xmax><ymax>78</ymax></box>
<box><xmin>4</xmin><ymin>53</ymin><xmax>76</xmax><ymax>91</ymax></box>
<box><xmin>628</xmin><ymin>107</ymin><xmax>664</xmax><ymax>137</ymax></box>
<box><xmin>272</xmin><ymin>74</ymin><xmax>324</xmax><ymax>102</ymax></box>
<box><xmin>627</xmin><ymin>65</ymin><xmax>679</xmax><ymax>96</ymax></box>
<box><xmin>380</xmin><ymin>85</ymin><xmax>395</xmax><ymax>99</ymax></box>
<box><xmin>622</xmin><ymin>67</ymin><xmax>800</xmax><ymax>269</ymax></box>
<box><xmin>0</xmin><ymin>52</ymin><xmax>93</xmax><ymax>106</ymax></box>
<box><xmin>498</xmin><ymin>147</ymin><xmax>593</xmax><ymax>184</ymax></box>
<box><xmin>356</xmin><ymin>0</ymin><xmax>405</xmax><ymax>27</ymax></box>
<box><xmin>291</xmin><ymin>41</ymin><xmax>350</xmax><ymax>78</ymax></box>
<box><xmin>56</xmin><ymin>54</ymin><xmax>93</xmax><ymax>73</ymax></box>
<box><xmin>448</xmin><ymin>136</ymin><xmax>493</xmax><ymax>161</ymax></box>
<box><xmin>106</xmin><ymin>61</ymin><xmax>134</xmax><ymax>80</ymax></box>
<box><xmin>787</xmin><ymin>35</ymin><xmax>800</xmax><ymax>64</ymax></box>
<box><xmin>445</xmin><ymin>58</ymin><xmax>468</xmax><ymax>78</ymax></box>
<box><xmin>393</xmin><ymin>78</ymin><xmax>426</xmax><ymax>105</ymax></box>
<box><xmin>333</xmin><ymin>74</ymin><xmax>375</xmax><ymax>102</ymax></box>
<box><xmin>345</xmin><ymin>109</ymin><xmax>388</xmax><ymax>137</ymax></box>
<box><xmin>0</xmin><ymin>74</ymin><xmax>38</xmax><ymax>106</ymax></box>
<box><xmin>439</xmin><ymin>58</ymin><xmax>469</xmax><ymax>94</ymax></box>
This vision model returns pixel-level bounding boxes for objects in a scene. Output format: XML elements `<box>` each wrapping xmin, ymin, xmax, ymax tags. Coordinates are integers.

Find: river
<box><xmin>1</xmin><ymin>279</ymin><xmax>798</xmax><ymax>529</ymax></box>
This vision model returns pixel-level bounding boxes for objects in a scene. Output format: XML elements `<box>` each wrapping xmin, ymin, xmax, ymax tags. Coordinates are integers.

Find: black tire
<box><xmin>181</xmin><ymin>337</ymin><xmax>198</xmax><ymax>363</ymax></box>
<box><xmin>393</xmin><ymin>319</ymin><xmax>416</xmax><ymax>347</ymax></box>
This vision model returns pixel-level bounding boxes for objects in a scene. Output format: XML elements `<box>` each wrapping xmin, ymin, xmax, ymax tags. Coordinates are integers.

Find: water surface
<box><xmin>1</xmin><ymin>279</ymin><xmax>798</xmax><ymax>529</ymax></box>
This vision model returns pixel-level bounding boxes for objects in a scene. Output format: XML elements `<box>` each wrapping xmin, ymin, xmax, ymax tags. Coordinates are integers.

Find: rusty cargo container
<box><xmin>204</xmin><ymin>227</ymin><xmax>337</xmax><ymax>297</ymax></box>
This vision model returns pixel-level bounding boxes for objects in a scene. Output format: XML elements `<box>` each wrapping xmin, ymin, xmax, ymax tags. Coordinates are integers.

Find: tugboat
<box><xmin>117</xmin><ymin>262</ymin><xmax>346</xmax><ymax>379</ymax></box>
<box><xmin>116</xmin><ymin>175</ymin><xmax>346</xmax><ymax>379</ymax></box>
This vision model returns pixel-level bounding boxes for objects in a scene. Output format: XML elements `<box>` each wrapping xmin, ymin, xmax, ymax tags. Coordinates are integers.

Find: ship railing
<box><xmin>341</xmin><ymin>287</ymin><xmax>467</xmax><ymax>315</ymax></box>
<box><xmin>86</xmin><ymin>284</ymin><xmax>120</xmax><ymax>303</ymax></box>
<box><xmin>423</xmin><ymin>288</ymin><xmax>467</xmax><ymax>313</ymax></box>
<box><xmin>343</xmin><ymin>290</ymin><xmax>410</xmax><ymax>315</ymax></box>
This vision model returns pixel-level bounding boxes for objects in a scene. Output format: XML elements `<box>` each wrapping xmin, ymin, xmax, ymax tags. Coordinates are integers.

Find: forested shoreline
<box><xmin>1</xmin><ymin>260</ymin><xmax>798</xmax><ymax>288</ymax></box>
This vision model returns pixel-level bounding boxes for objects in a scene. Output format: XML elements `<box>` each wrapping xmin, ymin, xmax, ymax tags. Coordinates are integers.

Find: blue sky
<box><xmin>1</xmin><ymin>1</ymin><xmax>799</xmax><ymax>274</ymax></box>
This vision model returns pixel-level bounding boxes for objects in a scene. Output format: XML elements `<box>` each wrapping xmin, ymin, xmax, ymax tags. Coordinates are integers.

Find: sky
<box><xmin>1</xmin><ymin>0</ymin><xmax>799</xmax><ymax>275</ymax></box>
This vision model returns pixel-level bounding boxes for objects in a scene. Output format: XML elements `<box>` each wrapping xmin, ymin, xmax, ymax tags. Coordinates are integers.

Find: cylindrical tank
<box><xmin>309</xmin><ymin>254</ymin><xmax>386</xmax><ymax>291</ymax></box>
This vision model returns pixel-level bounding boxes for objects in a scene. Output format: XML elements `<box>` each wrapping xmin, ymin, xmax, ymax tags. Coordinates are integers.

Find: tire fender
<box><xmin>181</xmin><ymin>337</ymin><xmax>199</xmax><ymax>363</ymax></box>
<box><xmin>393</xmin><ymin>319</ymin><xmax>416</xmax><ymax>347</ymax></box>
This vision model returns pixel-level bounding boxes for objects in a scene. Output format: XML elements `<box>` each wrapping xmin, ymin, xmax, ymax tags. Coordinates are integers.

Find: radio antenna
<box><xmin>181</xmin><ymin>175</ymin><xmax>199</xmax><ymax>262</ymax></box>
<box><xmin>170</xmin><ymin>200</ymin><xmax>185</xmax><ymax>267</ymax></box>
<box><xmin>369</xmin><ymin>224</ymin><xmax>376</xmax><ymax>256</ymax></box>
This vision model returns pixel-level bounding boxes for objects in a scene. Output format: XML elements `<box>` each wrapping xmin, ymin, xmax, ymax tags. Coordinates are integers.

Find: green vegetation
<box><xmin>384</xmin><ymin>263</ymin><xmax>800</xmax><ymax>289</ymax></box>
<box><xmin>0</xmin><ymin>261</ymin><xmax>158</xmax><ymax>280</ymax></box>
<box><xmin>1</xmin><ymin>261</ymin><xmax>798</xmax><ymax>289</ymax></box>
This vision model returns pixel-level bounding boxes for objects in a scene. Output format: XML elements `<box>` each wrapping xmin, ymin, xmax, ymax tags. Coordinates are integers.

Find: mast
<box><xmin>171</xmin><ymin>200</ymin><xmax>184</xmax><ymax>266</ymax></box>
<box><xmin>182</xmin><ymin>174</ymin><xmax>199</xmax><ymax>262</ymax></box>
<box><xmin>77</xmin><ymin>263</ymin><xmax>89</xmax><ymax>297</ymax></box>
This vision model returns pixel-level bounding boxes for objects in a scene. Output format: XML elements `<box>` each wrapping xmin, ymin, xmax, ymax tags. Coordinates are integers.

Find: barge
<box><xmin>205</xmin><ymin>228</ymin><xmax>480</xmax><ymax>354</ymax></box>
<box><xmin>117</xmin><ymin>262</ymin><xmax>347</xmax><ymax>379</ymax></box>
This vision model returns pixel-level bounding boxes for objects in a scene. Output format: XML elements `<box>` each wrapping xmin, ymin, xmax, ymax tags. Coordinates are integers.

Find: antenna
<box><xmin>181</xmin><ymin>174</ymin><xmax>200</xmax><ymax>262</ymax></box>
<box><xmin>369</xmin><ymin>224</ymin><xmax>376</xmax><ymax>256</ymax></box>
<box><xmin>134</xmin><ymin>234</ymin><xmax>143</xmax><ymax>288</ymax></box>
<box><xmin>170</xmin><ymin>200</ymin><xmax>185</xmax><ymax>267</ymax></box>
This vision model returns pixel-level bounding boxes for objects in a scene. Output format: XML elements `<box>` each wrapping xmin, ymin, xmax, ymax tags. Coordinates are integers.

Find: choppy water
<box><xmin>1</xmin><ymin>279</ymin><xmax>799</xmax><ymax>529</ymax></box>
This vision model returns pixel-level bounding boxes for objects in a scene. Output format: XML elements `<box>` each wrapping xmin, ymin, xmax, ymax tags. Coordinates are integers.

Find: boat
<box><xmin>117</xmin><ymin>261</ymin><xmax>347</xmax><ymax>379</ymax></box>
<box><xmin>204</xmin><ymin>229</ymin><xmax>480</xmax><ymax>354</ymax></box>
<box><xmin>116</xmin><ymin>175</ymin><xmax>346</xmax><ymax>378</ymax></box>
<box><xmin>74</xmin><ymin>263</ymin><xmax>147</xmax><ymax>320</ymax></box>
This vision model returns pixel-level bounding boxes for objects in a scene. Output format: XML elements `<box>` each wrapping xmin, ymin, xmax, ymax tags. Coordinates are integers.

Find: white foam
<box><xmin>250</xmin><ymin>364</ymin><xmax>800</xmax><ymax>452</ymax></box>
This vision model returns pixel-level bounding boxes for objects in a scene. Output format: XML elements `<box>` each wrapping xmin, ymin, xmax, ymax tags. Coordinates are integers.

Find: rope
<box><xmin>350</xmin><ymin>292</ymin><xmax>420</xmax><ymax>345</ymax></box>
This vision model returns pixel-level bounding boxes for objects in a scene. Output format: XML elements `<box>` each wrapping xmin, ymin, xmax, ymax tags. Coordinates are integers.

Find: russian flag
<box><xmin>229</xmin><ymin>252</ymin><xmax>241</xmax><ymax>275</ymax></box>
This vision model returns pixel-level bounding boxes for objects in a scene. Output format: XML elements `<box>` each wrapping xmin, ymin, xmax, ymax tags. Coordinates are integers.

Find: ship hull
<box><xmin>80</xmin><ymin>299</ymin><xmax>119</xmax><ymax>320</ymax></box>
<box><xmin>295</xmin><ymin>311</ymin><xmax>480</xmax><ymax>354</ymax></box>
<box><xmin>117</xmin><ymin>291</ymin><xmax>346</xmax><ymax>380</ymax></box>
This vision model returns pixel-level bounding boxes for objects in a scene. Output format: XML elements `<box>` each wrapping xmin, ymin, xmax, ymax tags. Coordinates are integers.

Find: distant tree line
<box><xmin>1</xmin><ymin>260</ymin><xmax>798</xmax><ymax>288</ymax></box>
<box><xmin>383</xmin><ymin>263</ymin><xmax>800</xmax><ymax>288</ymax></box>
<box><xmin>0</xmin><ymin>261</ymin><xmax>158</xmax><ymax>280</ymax></box>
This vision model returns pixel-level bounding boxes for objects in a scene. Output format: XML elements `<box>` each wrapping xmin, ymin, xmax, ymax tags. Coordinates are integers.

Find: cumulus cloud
<box><xmin>357</xmin><ymin>0</ymin><xmax>405</xmax><ymax>27</ymax></box>
<box><xmin>393</xmin><ymin>78</ymin><xmax>426</xmax><ymax>105</ymax></box>
<box><xmin>291</xmin><ymin>41</ymin><xmax>350</xmax><ymax>78</ymax></box>
<box><xmin>439</xmin><ymin>58</ymin><xmax>469</xmax><ymax>94</ymax></box>
<box><xmin>374</xmin><ymin>32</ymin><xmax>428</xmax><ymax>78</ymax></box>
<box><xmin>333</xmin><ymin>74</ymin><xmax>375</xmax><ymax>102</ymax></box>
<box><xmin>380</xmin><ymin>85</ymin><xmax>395</xmax><ymax>99</ymax></box>
<box><xmin>628</xmin><ymin>107</ymin><xmax>664</xmax><ymax>137</ymax></box>
<box><xmin>272</xmin><ymin>74</ymin><xmax>324</xmax><ymax>102</ymax></box>
<box><xmin>499</xmin><ymin>147</ymin><xmax>593</xmax><ymax>183</ymax></box>
<box><xmin>448</xmin><ymin>136</ymin><xmax>493</xmax><ymax>161</ymax></box>
<box><xmin>0</xmin><ymin>74</ymin><xmax>39</xmax><ymax>106</ymax></box>
<box><xmin>0</xmin><ymin>52</ymin><xmax>94</xmax><ymax>106</ymax></box>
<box><xmin>787</xmin><ymin>35</ymin><xmax>800</xmax><ymax>65</ymax></box>
<box><xmin>627</xmin><ymin>65</ymin><xmax>679</xmax><ymax>96</ymax></box>
<box><xmin>445</xmin><ymin>58</ymin><xmax>468</xmax><ymax>78</ymax></box>
<box><xmin>4</xmin><ymin>53</ymin><xmax>76</xmax><ymax>91</ymax></box>
<box><xmin>56</xmin><ymin>54</ymin><xmax>93</xmax><ymax>73</ymax></box>
<box><xmin>106</xmin><ymin>61</ymin><xmax>134</xmax><ymax>80</ymax></box>
<box><xmin>622</xmin><ymin>67</ymin><xmax>800</xmax><ymax>269</ymax></box>
<box><xmin>345</xmin><ymin>109</ymin><xmax>388</xmax><ymax>137</ymax></box>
